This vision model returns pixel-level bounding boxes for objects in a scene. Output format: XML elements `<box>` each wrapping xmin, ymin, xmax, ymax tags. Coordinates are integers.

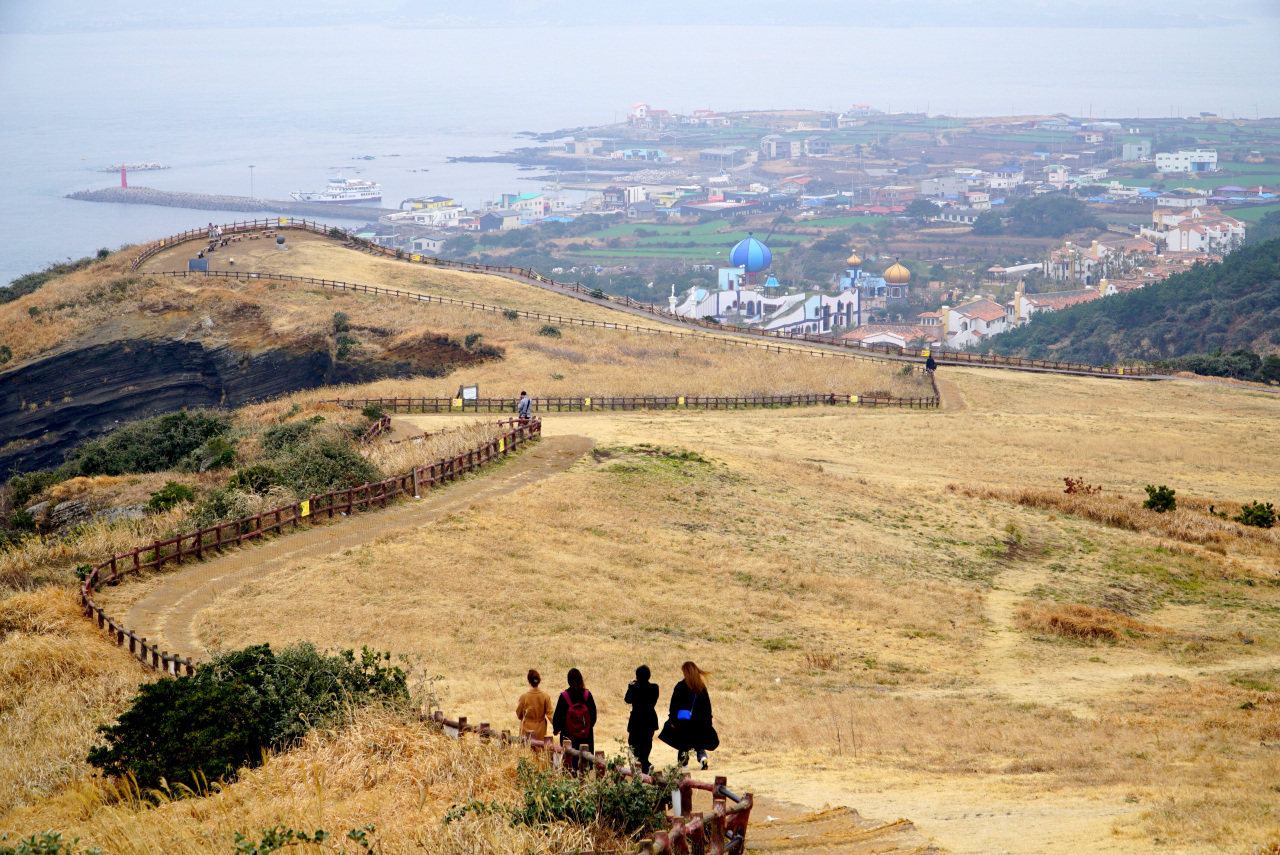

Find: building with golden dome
<box><xmin>883</xmin><ymin>260</ymin><xmax>911</xmax><ymax>286</ymax></box>
<box><xmin>837</xmin><ymin>254</ymin><xmax>911</xmax><ymax>317</ymax></box>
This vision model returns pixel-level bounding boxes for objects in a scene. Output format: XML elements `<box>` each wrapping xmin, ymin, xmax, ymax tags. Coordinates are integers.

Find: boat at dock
<box><xmin>290</xmin><ymin>174</ymin><xmax>382</xmax><ymax>204</ymax></box>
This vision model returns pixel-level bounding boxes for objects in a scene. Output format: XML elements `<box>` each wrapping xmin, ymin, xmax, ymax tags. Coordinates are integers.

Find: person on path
<box><xmin>925</xmin><ymin>354</ymin><xmax>938</xmax><ymax>373</ymax></box>
<box><xmin>515</xmin><ymin>669</ymin><xmax>551</xmax><ymax>740</ymax></box>
<box><xmin>624</xmin><ymin>665</ymin><xmax>660</xmax><ymax>774</ymax></box>
<box><xmin>518</xmin><ymin>390</ymin><xmax>532</xmax><ymax>421</ymax></box>
<box><xmin>552</xmin><ymin>667</ymin><xmax>596</xmax><ymax>774</ymax></box>
<box><xmin>660</xmin><ymin>661</ymin><xmax>718</xmax><ymax>770</ymax></box>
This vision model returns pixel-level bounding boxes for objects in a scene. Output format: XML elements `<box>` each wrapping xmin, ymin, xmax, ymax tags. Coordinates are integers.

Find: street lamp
<box><xmin>249</xmin><ymin>165</ymin><xmax>255</xmax><ymax>199</ymax></box>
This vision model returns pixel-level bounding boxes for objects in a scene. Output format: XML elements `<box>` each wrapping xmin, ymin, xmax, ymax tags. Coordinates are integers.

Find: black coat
<box><xmin>661</xmin><ymin>680</ymin><xmax>717</xmax><ymax>751</ymax></box>
<box><xmin>624</xmin><ymin>680</ymin><xmax>660</xmax><ymax>737</ymax></box>
<box><xmin>552</xmin><ymin>687</ymin><xmax>597</xmax><ymax>738</ymax></box>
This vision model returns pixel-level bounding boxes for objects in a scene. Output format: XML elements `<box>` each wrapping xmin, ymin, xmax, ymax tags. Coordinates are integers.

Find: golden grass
<box><xmin>359</xmin><ymin>421</ymin><xmax>513</xmax><ymax>475</ymax></box>
<box><xmin>0</xmin><ymin>587</ymin><xmax>149</xmax><ymax>814</ymax></box>
<box><xmin>1014</xmin><ymin>601</ymin><xmax>1171</xmax><ymax>643</ymax></box>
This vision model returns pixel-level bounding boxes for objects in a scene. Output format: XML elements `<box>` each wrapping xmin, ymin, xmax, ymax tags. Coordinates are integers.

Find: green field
<box><xmin>1233</xmin><ymin>202</ymin><xmax>1280</xmax><ymax>222</ymax></box>
<box><xmin>800</xmin><ymin>215</ymin><xmax>889</xmax><ymax>227</ymax></box>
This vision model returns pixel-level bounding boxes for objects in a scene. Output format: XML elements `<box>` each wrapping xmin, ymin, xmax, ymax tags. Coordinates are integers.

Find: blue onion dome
<box><xmin>729</xmin><ymin>232</ymin><xmax>772</xmax><ymax>273</ymax></box>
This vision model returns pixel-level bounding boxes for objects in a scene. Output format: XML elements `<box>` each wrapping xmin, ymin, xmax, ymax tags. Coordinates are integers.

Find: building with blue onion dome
<box><xmin>728</xmin><ymin>232</ymin><xmax>772</xmax><ymax>287</ymax></box>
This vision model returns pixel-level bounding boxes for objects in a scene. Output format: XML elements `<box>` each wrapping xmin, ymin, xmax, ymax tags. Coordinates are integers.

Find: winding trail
<box><xmin>114</xmin><ymin>434</ymin><xmax>593</xmax><ymax>662</ymax></box>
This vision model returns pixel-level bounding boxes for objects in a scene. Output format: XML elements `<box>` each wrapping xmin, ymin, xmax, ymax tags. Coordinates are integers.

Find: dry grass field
<box><xmin>5</xmin><ymin>239</ymin><xmax>1280</xmax><ymax>854</ymax></box>
<box><xmin>5</xmin><ymin>367</ymin><xmax>1264</xmax><ymax>854</ymax></box>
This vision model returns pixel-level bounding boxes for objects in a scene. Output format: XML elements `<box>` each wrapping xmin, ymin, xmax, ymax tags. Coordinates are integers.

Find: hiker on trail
<box><xmin>624</xmin><ymin>665</ymin><xmax>660</xmax><ymax>774</ymax></box>
<box><xmin>553</xmin><ymin>668</ymin><xmax>597</xmax><ymax>774</ymax></box>
<box><xmin>925</xmin><ymin>354</ymin><xmax>938</xmax><ymax>373</ymax></box>
<box><xmin>659</xmin><ymin>661</ymin><xmax>718</xmax><ymax>770</ymax></box>
<box><xmin>515</xmin><ymin>669</ymin><xmax>551</xmax><ymax>740</ymax></box>
<box><xmin>518</xmin><ymin>390</ymin><xmax>532</xmax><ymax>421</ymax></box>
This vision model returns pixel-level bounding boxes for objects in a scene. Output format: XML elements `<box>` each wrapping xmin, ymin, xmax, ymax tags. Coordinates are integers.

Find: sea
<box><xmin>2</xmin><ymin>21</ymin><xmax>1279</xmax><ymax>285</ymax></box>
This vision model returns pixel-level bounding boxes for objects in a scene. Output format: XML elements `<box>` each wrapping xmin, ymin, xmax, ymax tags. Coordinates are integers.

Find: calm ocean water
<box><xmin>1</xmin><ymin>22</ymin><xmax>1278</xmax><ymax>284</ymax></box>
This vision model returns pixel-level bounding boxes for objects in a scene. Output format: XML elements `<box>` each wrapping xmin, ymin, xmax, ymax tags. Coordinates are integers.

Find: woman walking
<box><xmin>515</xmin><ymin>669</ymin><xmax>551</xmax><ymax>740</ymax></box>
<box><xmin>552</xmin><ymin>668</ymin><xmax>597</xmax><ymax>774</ymax></box>
<box><xmin>624</xmin><ymin>665</ymin><xmax>660</xmax><ymax>774</ymax></box>
<box><xmin>660</xmin><ymin>661</ymin><xmax>718</xmax><ymax>770</ymax></box>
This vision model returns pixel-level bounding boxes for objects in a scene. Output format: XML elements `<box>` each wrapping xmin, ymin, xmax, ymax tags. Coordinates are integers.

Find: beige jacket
<box><xmin>516</xmin><ymin>688</ymin><xmax>551</xmax><ymax>739</ymax></box>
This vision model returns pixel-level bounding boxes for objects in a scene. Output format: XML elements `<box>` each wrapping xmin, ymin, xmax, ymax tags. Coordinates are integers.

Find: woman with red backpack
<box><xmin>552</xmin><ymin>668</ymin><xmax>597</xmax><ymax>774</ymax></box>
<box><xmin>659</xmin><ymin>661</ymin><xmax>718</xmax><ymax>770</ymax></box>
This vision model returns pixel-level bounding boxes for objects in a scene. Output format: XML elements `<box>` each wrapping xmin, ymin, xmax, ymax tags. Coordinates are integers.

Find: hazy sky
<box><xmin>3</xmin><ymin>0</ymin><xmax>1278</xmax><ymax>31</ymax></box>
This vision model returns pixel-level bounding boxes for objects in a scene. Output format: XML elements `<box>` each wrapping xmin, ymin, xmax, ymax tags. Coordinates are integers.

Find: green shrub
<box><xmin>1143</xmin><ymin>485</ymin><xmax>1177</xmax><ymax>513</ymax></box>
<box><xmin>146</xmin><ymin>481</ymin><xmax>196</xmax><ymax>514</ymax></box>
<box><xmin>463</xmin><ymin>332</ymin><xmax>483</xmax><ymax>349</ymax></box>
<box><xmin>537</xmin><ymin>324</ymin><xmax>562</xmax><ymax>338</ymax></box>
<box><xmin>188</xmin><ymin>436</ymin><xmax>237</xmax><ymax>472</ymax></box>
<box><xmin>232</xmin><ymin>824</ymin><xmax>375</xmax><ymax>855</ymax></box>
<box><xmin>328</xmin><ymin>227</ymin><xmax>346</xmax><ymax>238</ymax></box>
<box><xmin>1235</xmin><ymin>501</ymin><xmax>1276</xmax><ymax>529</ymax></box>
<box><xmin>335</xmin><ymin>334</ymin><xmax>359</xmax><ymax>360</ymax></box>
<box><xmin>87</xmin><ymin>643</ymin><xmax>407</xmax><ymax>791</ymax></box>
<box><xmin>333</xmin><ymin>311</ymin><xmax>350</xmax><ymax>333</ymax></box>
<box><xmin>0</xmin><ymin>830</ymin><xmax>102</xmax><ymax>855</ymax></box>
<box><xmin>260</xmin><ymin>421</ymin><xmax>316</xmax><ymax>454</ymax></box>
<box><xmin>191</xmin><ymin>487</ymin><xmax>251</xmax><ymax>528</ymax></box>
<box><xmin>275</xmin><ymin>437</ymin><xmax>381</xmax><ymax>495</ymax></box>
<box><xmin>62</xmin><ymin>410</ymin><xmax>232</xmax><ymax>478</ymax></box>
<box><xmin>10</xmin><ymin>509</ymin><xmax>35</xmax><ymax>531</ymax></box>
<box><xmin>502</xmin><ymin>309</ymin><xmax>520</xmax><ymax>321</ymax></box>
<box><xmin>0</xmin><ymin>344</ymin><xmax>11</xmax><ymax>364</ymax></box>
<box><xmin>507</xmin><ymin>758</ymin><xmax>673</xmax><ymax>838</ymax></box>
<box><xmin>360</xmin><ymin>405</ymin><xmax>384</xmax><ymax>421</ymax></box>
<box><xmin>229</xmin><ymin>464</ymin><xmax>281</xmax><ymax>494</ymax></box>
<box><xmin>589</xmin><ymin>288</ymin><xmax>605</xmax><ymax>299</ymax></box>
<box><xmin>7</xmin><ymin>470</ymin><xmax>61</xmax><ymax>508</ymax></box>
<box><xmin>0</xmin><ymin>253</ymin><xmax>108</xmax><ymax>306</ymax></box>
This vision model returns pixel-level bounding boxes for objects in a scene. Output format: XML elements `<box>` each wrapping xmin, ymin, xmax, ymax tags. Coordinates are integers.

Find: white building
<box><xmin>1155</xmin><ymin>150</ymin><xmax>1218</xmax><ymax>173</ymax></box>
<box><xmin>673</xmin><ymin>272</ymin><xmax>860</xmax><ymax>334</ymax></box>
<box><xmin>1045</xmin><ymin>166</ymin><xmax>1070</xmax><ymax>189</ymax></box>
<box><xmin>760</xmin><ymin>135</ymin><xmax>801</xmax><ymax>160</ymax></box>
<box><xmin>1006</xmin><ymin>284</ymin><xmax>1102</xmax><ymax>325</ymax></box>
<box><xmin>1122</xmin><ymin>140</ymin><xmax>1151</xmax><ymax>161</ymax></box>
<box><xmin>937</xmin><ymin>299</ymin><xmax>1011</xmax><ymax>348</ymax></box>
<box><xmin>410</xmin><ymin>234</ymin><xmax>449</xmax><ymax>254</ymax></box>
<box><xmin>920</xmin><ymin>176</ymin><xmax>969</xmax><ymax>197</ymax></box>
<box><xmin>988</xmin><ymin>163</ymin><xmax>1025</xmax><ymax>190</ymax></box>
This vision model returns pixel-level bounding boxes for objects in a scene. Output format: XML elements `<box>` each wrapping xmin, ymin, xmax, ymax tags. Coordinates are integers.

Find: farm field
<box><xmin>61</xmin><ymin>366</ymin><xmax>1280</xmax><ymax>855</ymax></box>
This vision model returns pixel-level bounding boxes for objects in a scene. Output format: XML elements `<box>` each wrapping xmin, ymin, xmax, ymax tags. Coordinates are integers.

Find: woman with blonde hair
<box><xmin>659</xmin><ymin>661</ymin><xmax>718</xmax><ymax>770</ymax></box>
<box><xmin>515</xmin><ymin>669</ymin><xmax>551</xmax><ymax>740</ymax></box>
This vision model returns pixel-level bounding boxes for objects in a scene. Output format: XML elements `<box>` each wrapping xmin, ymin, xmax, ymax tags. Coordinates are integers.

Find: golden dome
<box><xmin>883</xmin><ymin>261</ymin><xmax>911</xmax><ymax>285</ymax></box>
<box><xmin>846</xmin><ymin>251</ymin><xmax>862</xmax><ymax>266</ymax></box>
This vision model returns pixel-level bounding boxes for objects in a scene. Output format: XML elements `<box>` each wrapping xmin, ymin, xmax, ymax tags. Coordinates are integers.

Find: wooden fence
<box><xmin>429</xmin><ymin>710</ymin><xmax>753</xmax><ymax>855</ymax></box>
<box><xmin>328</xmin><ymin>390</ymin><xmax>940</xmax><ymax>412</ymax></box>
<box><xmin>128</xmin><ymin>219</ymin><xmax>1153</xmax><ymax>378</ymax></box>
<box><xmin>79</xmin><ymin>418</ymin><xmax>541</xmax><ymax>677</ymax></box>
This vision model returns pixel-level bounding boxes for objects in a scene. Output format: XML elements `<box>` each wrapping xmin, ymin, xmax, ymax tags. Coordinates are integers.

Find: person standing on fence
<box><xmin>659</xmin><ymin>661</ymin><xmax>718</xmax><ymax>770</ymax></box>
<box><xmin>552</xmin><ymin>667</ymin><xmax>596</xmax><ymax>774</ymax></box>
<box><xmin>925</xmin><ymin>354</ymin><xmax>938</xmax><ymax>373</ymax></box>
<box><xmin>516</xmin><ymin>669</ymin><xmax>551</xmax><ymax>740</ymax></box>
<box><xmin>625</xmin><ymin>664</ymin><xmax>660</xmax><ymax>774</ymax></box>
<box><xmin>518</xmin><ymin>390</ymin><xmax>532</xmax><ymax>422</ymax></box>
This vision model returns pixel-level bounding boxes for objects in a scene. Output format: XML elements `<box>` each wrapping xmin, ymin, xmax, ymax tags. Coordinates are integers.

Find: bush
<box><xmin>332</xmin><ymin>311</ymin><xmax>350</xmax><ymax>333</ymax></box>
<box><xmin>275</xmin><ymin>437</ymin><xmax>381</xmax><ymax>495</ymax></box>
<box><xmin>62</xmin><ymin>410</ymin><xmax>233</xmax><ymax>478</ymax></box>
<box><xmin>589</xmin><ymin>288</ymin><xmax>605</xmax><ymax>299</ymax></box>
<box><xmin>228</xmin><ymin>464</ymin><xmax>280</xmax><ymax>494</ymax></box>
<box><xmin>261</xmin><ymin>421</ymin><xmax>316</xmax><ymax>454</ymax></box>
<box><xmin>191</xmin><ymin>436</ymin><xmax>237</xmax><ymax>472</ymax></box>
<box><xmin>507</xmin><ymin>758</ymin><xmax>673</xmax><ymax>837</ymax></box>
<box><xmin>10</xmin><ymin>509</ymin><xmax>35</xmax><ymax>531</ymax></box>
<box><xmin>0</xmin><ymin>830</ymin><xmax>101</xmax><ymax>855</ymax></box>
<box><xmin>537</xmin><ymin>324</ymin><xmax>562</xmax><ymax>338</ymax></box>
<box><xmin>1143</xmin><ymin>485</ymin><xmax>1177</xmax><ymax>513</ymax></box>
<box><xmin>87</xmin><ymin>643</ymin><xmax>407</xmax><ymax>791</ymax></box>
<box><xmin>146</xmin><ymin>481</ymin><xmax>196</xmax><ymax>514</ymax></box>
<box><xmin>360</xmin><ymin>405</ymin><xmax>384</xmax><ymax>421</ymax></box>
<box><xmin>502</xmin><ymin>309</ymin><xmax>520</xmax><ymax>321</ymax></box>
<box><xmin>0</xmin><ymin>344</ymin><xmax>11</xmax><ymax>364</ymax></box>
<box><xmin>336</xmin><ymin>333</ymin><xmax>359</xmax><ymax>359</ymax></box>
<box><xmin>0</xmin><ymin>253</ymin><xmax>108</xmax><ymax>305</ymax></box>
<box><xmin>7</xmin><ymin>470</ymin><xmax>61</xmax><ymax>508</ymax></box>
<box><xmin>1235</xmin><ymin>501</ymin><xmax>1276</xmax><ymax>528</ymax></box>
<box><xmin>329</xmin><ymin>227</ymin><xmax>346</xmax><ymax>238</ymax></box>
<box><xmin>463</xmin><ymin>332</ymin><xmax>483</xmax><ymax>349</ymax></box>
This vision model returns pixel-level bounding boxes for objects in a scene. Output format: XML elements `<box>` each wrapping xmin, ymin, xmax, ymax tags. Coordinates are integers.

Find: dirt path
<box><xmin>115</xmin><ymin>435</ymin><xmax>593</xmax><ymax>661</ymax></box>
<box><xmin>935</xmin><ymin>376</ymin><xmax>967</xmax><ymax>411</ymax></box>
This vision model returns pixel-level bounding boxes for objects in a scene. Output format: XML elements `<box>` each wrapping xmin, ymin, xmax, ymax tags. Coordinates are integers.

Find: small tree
<box><xmin>1235</xmin><ymin>501</ymin><xmax>1276</xmax><ymax>529</ymax></box>
<box><xmin>1143</xmin><ymin>485</ymin><xmax>1177</xmax><ymax>513</ymax></box>
<box><xmin>146</xmin><ymin>482</ymin><xmax>196</xmax><ymax>514</ymax></box>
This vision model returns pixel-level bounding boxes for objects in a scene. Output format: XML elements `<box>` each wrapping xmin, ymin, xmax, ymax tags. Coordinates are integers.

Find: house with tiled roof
<box><xmin>1008</xmin><ymin>283</ymin><xmax>1103</xmax><ymax>325</ymax></box>
<box><xmin>938</xmin><ymin>299</ymin><xmax>1011</xmax><ymax>349</ymax></box>
<box><xmin>841</xmin><ymin>324</ymin><xmax>941</xmax><ymax>349</ymax></box>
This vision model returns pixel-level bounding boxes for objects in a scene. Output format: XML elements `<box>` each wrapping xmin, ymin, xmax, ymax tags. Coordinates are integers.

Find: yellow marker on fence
<box><xmin>278</xmin><ymin>217</ymin><xmax>287</xmax><ymax>226</ymax></box>
<box><xmin>499</xmin><ymin>437</ymin><xmax>505</xmax><ymax>452</ymax></box>
<box><xmin>159</xmin><ymin>239</ymin><xmax>166</xmax><ymax>247</ymax></box>
<box><xmin>921</xmin><ymin>349</ymin><xmax>931</xmax><ymax>358</ymax></box>
<box><xmin>300</xmin><ymin>500</ymin><xmax>310</xmax><ymax>518</ymax></box>
<box><xmin>451</xmin><ymin>398</ymin><xmax>462</xmax><ymax>410</ymax></box>
<box><xmin>678</xmin><ymin>396</ymin><xmax>685</xmax><ymax>406</ymax></box>
<box><xmin>584</xmin><ymin>397</ymin><xmax>591</xmax><ymax>410</ymax></box>
<box><xmin>852</xmin><ymin>395</ymin><xmax>860</xmax><ymax>404</ymax></box>
<box><xmin>1118</xmin><ymin>368</ymin><xmax>1124</xmax><ymax>375</ymax></box>
<box><xmin>411</xmin><ymin>254</ymin><xmax>421</xmax><ymax>262</ymax></box>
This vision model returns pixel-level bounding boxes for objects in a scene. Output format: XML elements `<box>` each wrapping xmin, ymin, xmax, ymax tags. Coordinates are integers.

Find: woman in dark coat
<box><xmin>552</xmin><ymin>667</ymin><xmax>597</xmax><ymax>774</ymax></box>
<box><xmin>624</xmin><ymin>665</ymin><xmax>660</xmax><ymax>774</ymax></box>
<box><xmin>660</xmin><ymin>660</ymin><xmax>717</xmax><ymax>770</ymax></box>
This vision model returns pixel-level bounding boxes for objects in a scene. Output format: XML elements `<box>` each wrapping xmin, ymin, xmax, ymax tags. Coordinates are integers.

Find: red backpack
<box><xmin>562</xmin><ymin>689</ymin><xmax>592</xmax><ymax>740</ymax></box>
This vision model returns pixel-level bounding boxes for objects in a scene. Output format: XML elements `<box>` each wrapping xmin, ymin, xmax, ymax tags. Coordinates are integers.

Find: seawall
<box><xmin>66</xmin><ymin>186</ymin><xmax>394</xmax><ymax>220</ymax></box>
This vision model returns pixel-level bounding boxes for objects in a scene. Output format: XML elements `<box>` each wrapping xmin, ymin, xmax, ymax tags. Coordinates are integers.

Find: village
<box><xmin>356</xmin><ymin>104</ymin><xmax>1279</xmax><ymax>351</ymax></box>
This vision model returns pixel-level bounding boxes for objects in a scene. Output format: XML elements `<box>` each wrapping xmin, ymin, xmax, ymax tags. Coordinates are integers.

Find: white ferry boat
<box><xmin>290</xmin><ymin>174</ymin><xmax>382</xmax><ymax>204</ymax></box>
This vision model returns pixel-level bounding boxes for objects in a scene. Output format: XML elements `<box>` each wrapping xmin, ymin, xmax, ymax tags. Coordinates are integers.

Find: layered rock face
<box><xmin>0</xmin><ymin>322</ymin><xmax>483</xmax><ymax>476</ymax></box>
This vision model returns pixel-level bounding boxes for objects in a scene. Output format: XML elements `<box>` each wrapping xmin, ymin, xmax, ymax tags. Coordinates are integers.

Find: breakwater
<box><xmin>66</xmin><ymin>186</ymin><xmax>393</xmax><ymax>220</ymax></box>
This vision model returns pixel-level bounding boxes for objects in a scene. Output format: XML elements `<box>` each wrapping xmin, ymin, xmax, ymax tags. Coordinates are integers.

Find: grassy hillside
<box><xmin>984</xmin><ymin>238</ymin><xmax>1280</xmax><ymax>363</ymax></box>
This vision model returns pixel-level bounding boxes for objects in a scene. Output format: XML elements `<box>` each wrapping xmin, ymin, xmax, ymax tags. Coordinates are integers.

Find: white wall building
<box><xmin>1155</xmin><ymin>150</ymin><xmax>1218</xmax><ymax>173</ymax></box>
<box><xmin>937</xmin><ymin>299</ymin><xmax>1011</xmax><ymax>348</ymax></box>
